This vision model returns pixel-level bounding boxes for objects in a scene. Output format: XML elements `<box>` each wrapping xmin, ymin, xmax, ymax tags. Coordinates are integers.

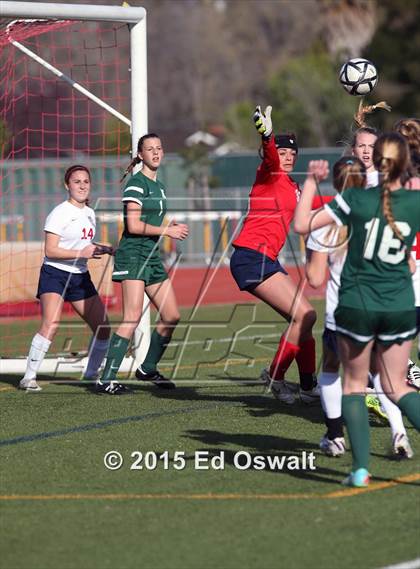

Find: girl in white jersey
<box><xmin>306</xmin><ymin>157</ymin><xmax>414</xmax><ymax>459</ymax></box>
<box><xmin>19</xmin><ymin>165</ymin><xmax>112</xmax><ymax>392</ymax></box>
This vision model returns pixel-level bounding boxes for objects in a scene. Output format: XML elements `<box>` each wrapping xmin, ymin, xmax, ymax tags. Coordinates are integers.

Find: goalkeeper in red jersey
<box><xmin>230</xmin><ymin>105</ymin><xmax>321</xmax><ymax>404</ymax></box>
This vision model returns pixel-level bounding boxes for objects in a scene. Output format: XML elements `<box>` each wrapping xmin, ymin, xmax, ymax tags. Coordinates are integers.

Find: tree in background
<box><xmin>144</xmin><ymin>0</ymin><xmax>322</xmax><ymax>148</ymax></box>
<box><xmin>365</xmin><ymin>0</ymin><xmax>420</xmax><ymax>126</ymax></box>
<box><xmin>225</xmin><ymin>49</ymin><xmax>358</xmax><ymax>148</ymax></box>
<box><xmin>320</xmin><ymin>0</ymin><xmax>377</xmax><ymax>59</ymax></box>
<box><xmin>224</xmin><ymin>0</ymin><xmax>382</xmax><ymax>148</ymax></box>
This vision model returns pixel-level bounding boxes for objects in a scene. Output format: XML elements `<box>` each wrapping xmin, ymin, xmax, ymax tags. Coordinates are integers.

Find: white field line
<box><xmin>379</xmin><ymin>559</ymin><xmax>420</xmax><ymax>569</ymax></box>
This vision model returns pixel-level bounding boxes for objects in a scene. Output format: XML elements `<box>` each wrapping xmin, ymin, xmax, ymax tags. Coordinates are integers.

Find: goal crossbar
<box><xmin>0</xmin><ymin>2</ymin><xmax>146</xmax><ymax>24</ymax></box>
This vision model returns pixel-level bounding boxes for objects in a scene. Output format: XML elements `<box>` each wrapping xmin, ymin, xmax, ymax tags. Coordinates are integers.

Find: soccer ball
<box><xmin>339</xmin><ymin>58</ymin><xmax>378</xmax><ymax>96</ymax></box>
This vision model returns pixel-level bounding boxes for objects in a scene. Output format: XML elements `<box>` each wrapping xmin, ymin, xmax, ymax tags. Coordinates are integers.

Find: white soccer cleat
<box><xmin>319</xmin><ymin>435</ymin><xmax>346</xmax><ymax>457</ymax></box>
<box><xmin>407</xmin><ymin>360</ymin><xmax>420</xmax><ymax>390</ymax></box>
<box><xmin>19</xmin><ymin>378</ymin><xmax>42</xmax><ymax>392</ymax></box>
<box><xmin>300</xmin><ymin>383</ymin><xmax>321</xmax><ymax>405</ymax></box>
<box><xmin>393</xmin><ymin>433</ymin><xmax>414</xmax><ymax>459</ymax></box>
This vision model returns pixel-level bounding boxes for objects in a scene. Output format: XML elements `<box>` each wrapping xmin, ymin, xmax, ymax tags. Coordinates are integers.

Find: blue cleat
<box><xmin>342</xmin><ymin>468</ymin><xmax>370</xmax><ymax>488</ymax></box>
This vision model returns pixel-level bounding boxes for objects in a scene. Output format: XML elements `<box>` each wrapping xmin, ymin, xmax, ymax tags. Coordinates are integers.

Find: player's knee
<box><xmin>299</xmin><ymin>307</ymin><xmax>316</xmax><ymax>330</ymax></box>
<box><xmin>163</xmin><ymin>314</ymin><xmax>180</xmax><ymax>330</ymax></box>
<box><xmin>157</xmin><ymin>313</ymin><xmax>180</xmax><ymax>336</ymax></box>
<box><xmin>170</xmin><ymin>312</ymin><xmax>181</xmax><ymax>327</ymax></box>
<box><xmin>162</xmin><ymin>309</ymin><xmax>180</xmax><ymax>327</ymax></box>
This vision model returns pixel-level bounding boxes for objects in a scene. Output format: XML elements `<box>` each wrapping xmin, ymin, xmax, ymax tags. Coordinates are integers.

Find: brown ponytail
<box><xmin>373</xmin><ymin>133</ymin><xmax>410</xmax><ymax>247</ymax></box>
<box><xmin>381</xmin><ymin>177</ymin><xmax>405</xmax><ymax>243</ymax></box>
<box><xmin>393</xmin><ymin>118</ymin><xmax>420</xmax><ymax>157</ymax></box>
<box><xmin>393</xmin><ymin>118</ymin><xmax>420</xmax><ymax>178</ymax></box>
<box><xmin>120</xmin><ymin>155</ymin><xmax>141</xmax><ymax>183</ymax></box>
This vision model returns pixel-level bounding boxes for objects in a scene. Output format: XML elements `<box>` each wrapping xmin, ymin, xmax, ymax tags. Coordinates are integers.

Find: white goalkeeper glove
<box><xmin>253</xmin><ymin>105</ymin><xmax>272</xmax><ymax>138</ymax></box>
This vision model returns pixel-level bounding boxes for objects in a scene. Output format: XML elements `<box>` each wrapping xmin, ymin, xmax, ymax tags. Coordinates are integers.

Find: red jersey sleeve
<box><xmin>255</xmin><ymin>136</ymin><xmax>280</xmax><ymax>183</ymax></box>
<box><xmin>311</xmin><ymin>195</ymin><xmax>334</xmax><ymax>209</ymax></box>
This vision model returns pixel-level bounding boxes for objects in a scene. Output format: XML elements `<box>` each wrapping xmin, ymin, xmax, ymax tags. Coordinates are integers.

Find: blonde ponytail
<box><xmin>353</xmin><ymin>99</ymin><xmax>391</xmax><ymax>129</ymax></box>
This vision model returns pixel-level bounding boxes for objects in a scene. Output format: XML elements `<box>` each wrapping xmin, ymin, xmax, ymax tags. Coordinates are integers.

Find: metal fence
<box><xmin>1</xmin><ymin>148</ymin><xmax>342</xmax><ymax>265</ymax></box>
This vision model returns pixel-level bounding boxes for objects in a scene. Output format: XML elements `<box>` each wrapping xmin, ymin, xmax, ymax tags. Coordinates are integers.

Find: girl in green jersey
<box><xmin>294</xmin><ymin>133</ymin><xmax>420</xmax><ymax>487</ymax></box>
<box><xmin>97</xmin><ymin>134</ymin><xmax>189</xmax><ymax>395</ymax></box>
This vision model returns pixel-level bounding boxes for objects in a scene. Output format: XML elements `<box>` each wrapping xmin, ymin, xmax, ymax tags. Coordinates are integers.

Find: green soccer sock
<box><xmin>342</xmin><ymin>394</ymin><xmax>370</xmax><ymax>472</ymax></box>
<box><xmin>397</xmin><ymin>392</ymin><xmax>420</xmax><ymax>430</ymax></box>
<box><xmin>141</xmin><ymin>330</ymin><xmax>170</xmax><ymax>374</ymax></box>
<box><xmin>101</xmin><ymin>333</ymin><xmax>130</xmax><ymax>383</ymax></box>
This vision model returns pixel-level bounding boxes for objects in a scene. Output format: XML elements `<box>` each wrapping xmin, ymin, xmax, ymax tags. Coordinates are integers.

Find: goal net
<box><xmin>0</xmin><ymin>5</ymin><xmax>148</xmax><ymax>375</ymax></box>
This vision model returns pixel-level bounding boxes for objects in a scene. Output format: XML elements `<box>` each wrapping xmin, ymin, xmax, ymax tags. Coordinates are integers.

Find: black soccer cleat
<box><xmin>135</xmin><ymin>367</ymin><xmax>176</xmax><ymax>390</ymax></box>
<box><xmin>94</xmin><ymin>380</ymin><xmax>132</xmax><ymax>395</ymax></box>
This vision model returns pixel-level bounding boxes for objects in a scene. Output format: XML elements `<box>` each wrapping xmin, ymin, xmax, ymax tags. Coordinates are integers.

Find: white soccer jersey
<box><xmin>306</xmin><ymin>225</ymin><xmax>347</xmax><ymax>331</ymax></box>
<box><xmin>43</xmin><ymin>200</ymin><xmax>96</xmax><ymax>273</ymax></box>
<box><xmin>366</xmin><ymin>170</ymin><xmax>379</xmax><ymax>188</ymax></box>
<box><xmin>411</xmin><ymin>232</ymin><xmax>420</xmax><ymax>307</ymax></box>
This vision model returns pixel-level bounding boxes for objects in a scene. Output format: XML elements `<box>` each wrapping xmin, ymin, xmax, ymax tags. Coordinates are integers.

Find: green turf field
<box><xmin>1</xmin><ymin>301</ymin><xmax>419</xmax><ymax>569</ymax></box>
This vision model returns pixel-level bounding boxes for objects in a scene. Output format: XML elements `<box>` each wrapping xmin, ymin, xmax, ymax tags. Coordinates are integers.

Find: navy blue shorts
<box><xmin>322</xmin><ymin>327</ymin><xmax>338</xmax><ymax>356</ymax></box>
<box><xmin>36</xmin><ymin>264</ymin><xmax>98</xmax><ymax>302</ymax></box>
<box><xmin>416</xmin><ymin>306</ymin><xmax>420</xmax><ymax>333</ymax></box>
<box><xmin>230</xmin><ymin>247</ymin><xmax>288</xmax><ymax>291</ymax></box>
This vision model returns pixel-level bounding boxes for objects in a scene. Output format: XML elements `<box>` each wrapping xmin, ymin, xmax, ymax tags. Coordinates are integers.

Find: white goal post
<box><xmin>0</xmin><ymin>1</ymin><xmax>151</xmax><ymax>376</ymax></box>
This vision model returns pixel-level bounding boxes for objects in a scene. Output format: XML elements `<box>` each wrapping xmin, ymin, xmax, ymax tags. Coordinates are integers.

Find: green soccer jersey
<box><xmin>119</xmin><ymin>170</ymin><xmax>167</xmax><ymax>258</ymax></box>
<box><xmin>326</xmin><ymin>186</ymin><xmax>420</xmax><ymax>311</ymax></box>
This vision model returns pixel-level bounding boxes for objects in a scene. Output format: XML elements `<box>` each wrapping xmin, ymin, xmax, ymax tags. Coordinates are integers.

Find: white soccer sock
<box><xmin>84</xmin><ymin>337</ymin><xmax>110</xmax><ymax>379</ymax></box>
<box><xmin>23</xmin><ymin>333</ymin><xmax>52</xmax><ymax>380</ymax></box>
<box><xmin>318</xmin><ymin>371</ymin><xmax>342</xmax><ymax>419</ymax></box>
<box><xmin>372</xmin><ymin>373</ymin><xmax>406</xmax><ymax>438</ymax></box>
